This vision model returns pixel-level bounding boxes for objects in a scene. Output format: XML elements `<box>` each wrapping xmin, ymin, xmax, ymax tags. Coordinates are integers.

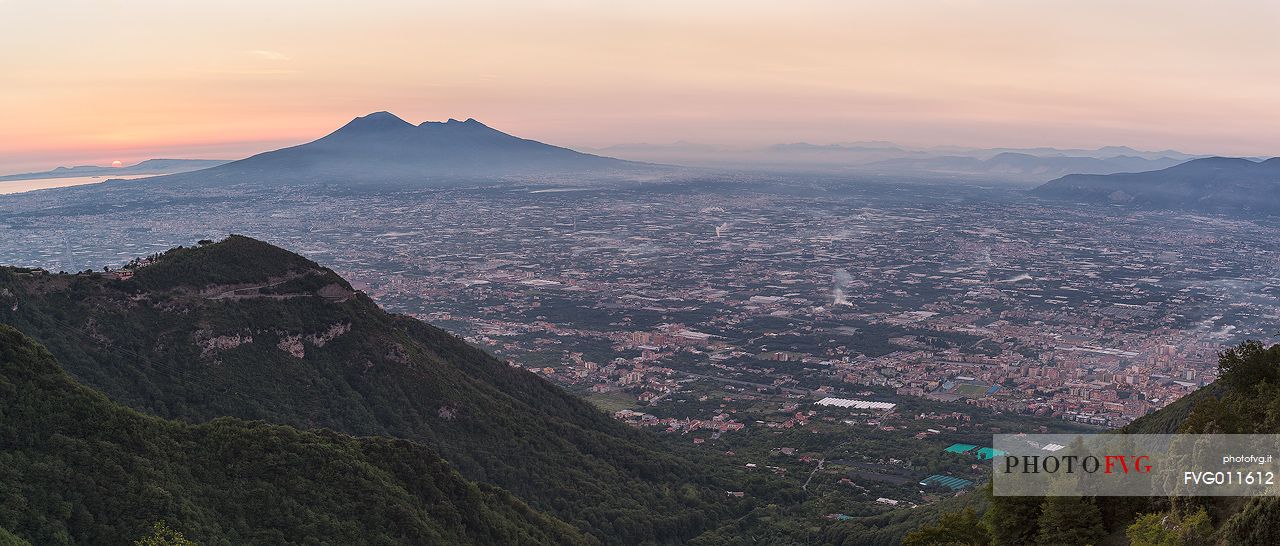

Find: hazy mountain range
<box><xmin>0</xmin><ymin>158</ymin><xmax>228</xmax><ymax>182</ymax></box>
<box><xmin>6</xmin><ymin>112</ymin><xmax>1274</xmax><ymax>211</ymax></box>
<box><xmin>0</xmin><ymin>113</ymin><xmax>1229</xmax><ymax>188</ymax></box>
<box><xmin>4</xmin><ymin>113</ymin><xmax>1211</xmax><ymax>189</ymax></box>
<box><xmin>1032</xmin><ymin>157</ymin><xmax>1280</xmax><ymax>214</ymax></box>
<box><xmin>584</xmin><ymin>141</ymin><xmax>1205</xmax><ymax>182</ymax></box>
<box><xmin>858</xmin><ymin>152</ymin><xmax>1185</xmax><ymax>181</ymax></box>
<box><xmin>590</xmin><ymin>141</ymin><xmax>1205</xmax><ymax>162</ymax></box>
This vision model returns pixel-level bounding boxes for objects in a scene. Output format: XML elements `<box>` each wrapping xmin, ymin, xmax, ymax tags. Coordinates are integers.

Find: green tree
<box><xmin>1175</xmin><ymin>508</ymin><xmax>1212</xmax><ymax>545</ymax></box>
<box><xmin>1126</xmin><ymin>513</ymin><xmax>1178</xmax><ymax>546</ymax></box>
<box><xmin>1218</xmin><ymin>497</ymin><xmax>1280</xmax><ymax>545</ymax></box>
<box><xmin>1127</xmin><ymin>508</ymin><xmax>1212</xmax><ymax>546</ymax></box>
<box><xmin>902</xmin><ymin>507</ymin><xmax>989</xmax><ymax>546</ymax></box>
<box><xmin>0</xmin><ymin>527</ymin><xmax>30</xmax><ymax>546</ymax></box>
<box><xmin>1217</xmin><ymin>340</ymin><xmax>1280</xmax><ymax>394</ymax></box>
<box><xmin>134</xmin><ymin>521</ymin><xmax>196</xmax><ymax>546</ymax></box>
<box><xmin>982</xmin><ymin>481</ymin><xmax>1041</xmax><ymax>546</ymax></box>
<box><xmin>1035</xmin><ymin>496</ymin><xmax>1104</xmax><ymax>546</ymax></box>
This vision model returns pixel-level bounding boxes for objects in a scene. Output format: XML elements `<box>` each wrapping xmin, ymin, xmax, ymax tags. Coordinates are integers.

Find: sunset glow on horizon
<box><xmin>3</xmin><ymin>0</ymin><xmax>1280</xmax><ymax>172</ymax></box>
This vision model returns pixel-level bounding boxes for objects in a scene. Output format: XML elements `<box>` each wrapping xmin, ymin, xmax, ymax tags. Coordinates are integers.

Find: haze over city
<box><xmin>5</xmin><ymin>2</ymin><xmax>1280</xmax><ymax>545</ymax></box>
<box><xmin>4</xmin><ymin>0</ymin><xmax>1280</xmax><ymax>172</ymax></box>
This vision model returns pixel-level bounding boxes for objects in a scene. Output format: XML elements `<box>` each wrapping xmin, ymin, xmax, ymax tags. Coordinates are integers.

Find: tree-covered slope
<box><xmin>0</xmin><ymin>325</ymin><xmax>585</xmax><ymax>546</ymax></box>
<box><xmin>1120</xmin><ymin>380</ymin><xmax>1226</xmax><ymax>435</ymax></box>
<box><xmin>0</xmin><ymin>527</ymin><xmax>29</xmax><ymax>546</ymax></box>
<box><xmin>0</xmin><ymin>236</ymin><xmax>754</xmax><ymax>543</ymax></box>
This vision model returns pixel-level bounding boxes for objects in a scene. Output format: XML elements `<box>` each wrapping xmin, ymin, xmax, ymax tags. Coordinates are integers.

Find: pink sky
<box><xmin>3</xmin><ymin>0</ymin><xmax>1279</xmax><ymax>172</ymax></box>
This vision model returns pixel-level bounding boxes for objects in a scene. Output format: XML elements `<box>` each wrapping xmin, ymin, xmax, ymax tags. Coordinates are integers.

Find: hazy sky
<box><xmin>3</xmin><ymin>0</ymin><xmax>1279</xmax><ymax>172</ymax></box>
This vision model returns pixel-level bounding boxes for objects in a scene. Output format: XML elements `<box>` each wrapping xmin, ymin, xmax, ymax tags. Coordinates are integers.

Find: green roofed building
<box><xmin>975</xmin><ymin>447</ymin><xmax>1007</xmax><ymax>460</ymax></box>
<box><xmin>920</xmin><ymin>474</ymin><xmax>974</xmax><ymax>491</ymax></box>
<box><xmin>943</xmin><ymin>443</ymin><xmax>1005</xmax><ymax>460</ymax></box>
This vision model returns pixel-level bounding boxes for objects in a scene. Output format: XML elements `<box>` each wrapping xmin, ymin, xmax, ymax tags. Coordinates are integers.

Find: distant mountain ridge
<box><xmin>862</xmin><ymin>152</ymin><xmax>1185</xmax><ymax>182</ymax></box>
<box><xmin>0</xmin><ymin>158</ymin><xmax>228</xmax><ymax>182</ymax></box>
<box><xmin>585</xmin><ymin>140</ymin><xmax>1200</xmax><ymax>180</ymax></box>
<box><xmin>1032</xmin><ymin>156</ymin><xmax>1280</xmax><ymax>213</ymax></box>
<box><xmin>145</xmin><ymin>112</ymin><xmax>656</xmax><ymax>186</ymax></box>
<box><xmin>928</xmin><ymin>144</ymin><xmax>1206</xmax><ymax>162</ymax></box>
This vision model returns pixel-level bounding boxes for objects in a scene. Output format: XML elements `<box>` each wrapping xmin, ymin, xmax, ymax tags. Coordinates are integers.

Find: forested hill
<box><xmin>0</xmin><ymin>325</ymin><xmax>586</xmax><ymax>545</ymax></box>
<box><xmin>1119</xmin><ymin>380</ymin><xmax>1226</xmax><ymax>435</ymax></box>
<box><xmin>0</xmin><ymin>236</ymin><xmax>771</xmax><ymax>543</ymax></box>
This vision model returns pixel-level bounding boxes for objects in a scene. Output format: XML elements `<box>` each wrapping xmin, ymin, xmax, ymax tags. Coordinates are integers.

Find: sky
<box><xmin>3</xmin><ymin>0</ymin><xmax>1280</xmax><ymax>172</ymax></box>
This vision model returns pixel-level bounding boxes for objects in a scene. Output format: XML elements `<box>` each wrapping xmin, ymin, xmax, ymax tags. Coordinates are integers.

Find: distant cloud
<box><xmin>247</xmin><ymin>50</ymin><xmax>291</xmax><ymax>61</ymax></box>
<box><xmin>182</xmin><ymin>67</ymin><xmax>301</xmax><ymax>76</ymax></box>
